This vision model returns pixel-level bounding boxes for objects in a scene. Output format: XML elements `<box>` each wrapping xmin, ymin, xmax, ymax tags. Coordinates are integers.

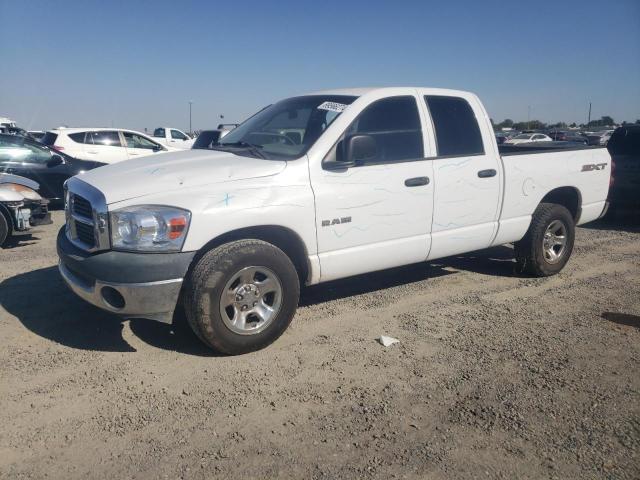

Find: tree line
<box><xmin>491</xmin><ymin>116</ymin><xmax>640</xmax><ymax>131</ymax></box>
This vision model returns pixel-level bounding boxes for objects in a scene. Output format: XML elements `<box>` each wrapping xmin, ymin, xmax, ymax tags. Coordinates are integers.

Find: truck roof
<box><xmin>306</xmin><ymin>87</ymin><xmax>474</xmax><ymax>97</ymax></box>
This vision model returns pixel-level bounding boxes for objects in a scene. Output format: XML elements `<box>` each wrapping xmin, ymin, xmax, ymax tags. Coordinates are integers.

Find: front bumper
<box><xmin>57</xmin><ymin>227</ymin><xmax>195</xmax><ymax>323</ymax></box>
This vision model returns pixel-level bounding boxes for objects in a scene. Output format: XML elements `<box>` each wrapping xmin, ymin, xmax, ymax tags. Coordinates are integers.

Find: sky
<box><xmin>1</xmin><ymin>0</ymin><xmax>639</xmax><ymax>132</ymax></box>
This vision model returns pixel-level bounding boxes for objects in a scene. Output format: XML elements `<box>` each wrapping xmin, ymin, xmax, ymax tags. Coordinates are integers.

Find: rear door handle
<box><xmin>404</xmin><ymin>176</ymin><xmax>430</xmax><ymax>187</ymax></box>
<box><xmin>478</xmin><ymin>169</ymin><xmax>497</xmax><ymax>178</ymax></box>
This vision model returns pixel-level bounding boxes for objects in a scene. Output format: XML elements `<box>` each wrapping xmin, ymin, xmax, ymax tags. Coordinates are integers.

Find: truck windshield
<box><xmin>215</xmin><ymin>95</ymin><xmax>357</xmax><ymax>159</ymax></box>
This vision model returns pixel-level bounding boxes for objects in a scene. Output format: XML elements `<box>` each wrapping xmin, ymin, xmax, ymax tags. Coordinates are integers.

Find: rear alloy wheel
<box><xmin>515</xmin><ymin>202</ymin><xmax>575</xmax><ymax>277</ymax></box>
<box><xmin>541</xmin><ymin>220</ymin><xmax>568</xmax><ymax>264</ymax></box>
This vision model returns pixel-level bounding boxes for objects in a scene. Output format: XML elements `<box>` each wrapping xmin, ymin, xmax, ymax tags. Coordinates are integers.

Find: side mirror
<box><xmin>47</xmin><ymin>154</ymin><xmax>64</xmax><ymax>167</ymax></box>
<box><xmin>152</xmin><ymin>144</ymin><xmax>164</xmax><ymax>152</ymax></box>
<box><xmin>324</xmin><ymin>134</ymin><xmax>378</xmax><ymax>171</ymax></box>
<box><xmin>345</xmin><ymin>134</ymin><xmax>377</xmax><ymax>163</ymax></box>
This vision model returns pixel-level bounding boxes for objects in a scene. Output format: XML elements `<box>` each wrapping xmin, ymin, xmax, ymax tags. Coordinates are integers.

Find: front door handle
<box><xmin>478</xmin><ymin>169</ymin><xmax>497</xmax><ymax>178</ymax></box>
<box><xmin>404</xmin><ymin>176</ymin><xmax>430</xmax><ymax>187</ymax></box>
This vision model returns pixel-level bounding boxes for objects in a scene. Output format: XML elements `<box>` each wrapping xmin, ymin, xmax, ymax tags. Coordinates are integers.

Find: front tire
<box><xmin>515</xmin><ymin>203</ymin><xmax>575</xmax><ymax>277</ymax></box>
<box><xmin>0</xmin><ymin>211</ymin><xmax>10</xmax><ymax>247</ymax></box>
<box><xmin>184</xmin><ymin>239</ymin><xmax>300</xmax><ymax>354</ymax></box>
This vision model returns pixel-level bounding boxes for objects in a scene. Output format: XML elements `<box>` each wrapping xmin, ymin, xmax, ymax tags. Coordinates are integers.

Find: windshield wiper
<box><xmin>218</xmin><ymin>141</ymin><xmax>262</xmax><ymax>149</ymax></box>
<box><xmin>214</xmin><ymin>141</ymin><xmax>267</xmax><ymax>159</ymax></box>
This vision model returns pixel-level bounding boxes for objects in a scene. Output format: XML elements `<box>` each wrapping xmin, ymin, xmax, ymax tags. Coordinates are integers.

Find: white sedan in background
<box><xmin>41</xmin><ymin>128</ymin><xmax>177</xmax><ymax>165</ymax></box>
<box><xmin>504</xmin><ymin>133</ymin><xmax>553</xmax><ymax>145</ymax></box>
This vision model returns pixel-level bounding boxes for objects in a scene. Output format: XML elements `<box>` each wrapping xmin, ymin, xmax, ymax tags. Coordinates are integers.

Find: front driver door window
<box><xmin>123</xmin><ymin>132</ymin><xmax>163</xmax><ymax>158</ymax></box>
<box><xmin>171</xmin><ymin>130</ymin><xmax>188</xmax><ymax>142</ymax></box>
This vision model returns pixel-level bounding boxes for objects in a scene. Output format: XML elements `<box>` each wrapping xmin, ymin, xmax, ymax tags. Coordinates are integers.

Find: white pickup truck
<box><xmin>152</xmin><ymin>127</ymin><xmax>195</xmax><ymax>149</ymax></box>
<box><xmin>57</xmin><ymin>87</ymin><xmax>610</xmax><ymax>354</ymax></box>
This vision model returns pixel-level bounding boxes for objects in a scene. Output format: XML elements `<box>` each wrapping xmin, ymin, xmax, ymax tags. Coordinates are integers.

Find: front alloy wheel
<box><xmin>220</xmin><ymin>266</ymin><xmax>283</xmax><ymax>335</ymax></box>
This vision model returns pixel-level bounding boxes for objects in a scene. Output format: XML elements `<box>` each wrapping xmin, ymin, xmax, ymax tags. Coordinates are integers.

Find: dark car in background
<box><xmin>0</xmin><ymin>134</ymin><xmax>104</xmax><ymax>203</ymax></box>
<box><xmin>28</xmin><ymin>131</ymin><xmax>46</xmax><ymax>141</ymax></box>
<box><xmin>607</xmin><ymin>125</ymin><xmax>640</xmax><ymax>214</ymax></box>
<box><xmin>192</xmin><ymin>130</ymin><xmax>226</xmax><ymax>150</ymax></box>
<box><xmin>548</xmin><ymin>131</ymin><xmax>588</xmax><ymax>144</ymax></box>
<box><xmin>495</xmin><ymin>132</ymin><xmax>509</xmax><ymax>144</ymax></box>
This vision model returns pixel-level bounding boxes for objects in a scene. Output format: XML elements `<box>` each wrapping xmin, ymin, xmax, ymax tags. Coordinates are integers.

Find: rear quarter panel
<box><xmin>492</xmin><ymin>147</ymin><xmax>610</xmax><ymax>246</ymax></box>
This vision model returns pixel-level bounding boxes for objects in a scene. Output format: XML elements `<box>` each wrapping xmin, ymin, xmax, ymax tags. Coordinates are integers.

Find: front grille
<box><xmin>74</xmin><ymin>220</ymin><xmax>96</xmax><ymax>247</ymax></box>
<box><xmin>72</xmin><ymin>194</ymin><xmax>92</xmax><ymax>219</ymax></box>
<box><xmin>65</xmin><ymin>178</ymin><xmax>109</xmax><ymax>252</ymax></box>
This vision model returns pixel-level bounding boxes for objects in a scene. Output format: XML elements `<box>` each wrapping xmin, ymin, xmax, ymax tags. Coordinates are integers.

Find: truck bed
<box><xmin>498</xmin><ymin>142</ymin><xmax>604</xmax><ymax>156</ymax></box>
<box><xmin>491</xmin><ymin>145</ymin><xmax>611</xmax><ymax>249</ymax></box>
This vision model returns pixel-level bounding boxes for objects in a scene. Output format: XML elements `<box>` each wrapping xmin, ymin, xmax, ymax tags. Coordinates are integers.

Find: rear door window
<box><xmin>86</xmin><ymin>131</ymin><xmax>122</xmax><ymax>147</ymax></box>
<box><xmin>424</xmin><ymin>96</ymin><xmax>484</xmax><ymax>156</ymax></box>
<box><xmin>153</xmin><ymin>128</ymin><xmax>165</xmax><ymax>138</ymax></box>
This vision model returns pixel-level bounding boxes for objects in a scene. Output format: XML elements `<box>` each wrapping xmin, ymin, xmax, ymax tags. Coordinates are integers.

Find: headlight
<box><xmin>110</xmin><ymin>205</ymin><xmax>191</xmax><ymax>252</ymax></box>
<box><xmin>0</xmin><ymin>183</ymin><xmax>41</xmax><ymax>200</ymax></box>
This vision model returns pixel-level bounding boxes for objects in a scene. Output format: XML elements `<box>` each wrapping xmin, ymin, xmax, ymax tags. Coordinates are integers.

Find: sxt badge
<box><xmin>581</xmin><ymin>163</ymin><xmax>607</xmax><ymax>172</ymax></box>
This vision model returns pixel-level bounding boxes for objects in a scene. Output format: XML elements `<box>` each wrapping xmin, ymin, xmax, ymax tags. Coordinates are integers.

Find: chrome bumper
<box><xmin>58</xmin><ymin>261</ymin><xmax>182</xmax><ymax>324</ymax></box>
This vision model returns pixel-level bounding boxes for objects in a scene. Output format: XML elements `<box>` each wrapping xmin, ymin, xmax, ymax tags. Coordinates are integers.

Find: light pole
<box><xmin>189</xmin><ymin>101</ymin><xmax>193</xmax><ymax>135</ymax></box>
<box><xmin>527</xmin><ymin>105</ymin><xmax>531</xmax><ymax>130</ymax></box>
<box><xmin>587</xmin><ymin>102</ymin><xmax>592</xmax><ymax>126</ymax></box>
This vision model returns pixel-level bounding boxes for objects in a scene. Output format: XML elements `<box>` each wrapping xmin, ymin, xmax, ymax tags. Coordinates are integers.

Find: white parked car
<box><xmin>58</xmin><ymin>87</ymin><xmax>610</xmax><ymax>355</ymax></box>
<box><xmin>504</xmin><ymin>133</ymin><xmax>552</xmax><ymax>144</ymax></box>
<box><xmin>41</xmin><ymin>128</ymin><xmax>175</xmax><ymax>165</ymax></box>
<box><xmin>599</xmin><ymin>130</ymin><xmax>614</xmax><ymax>146</ymax></box>
<box><xmin>152</xmin><ymin>127</ymin><xmax>195</xmax><ymax>149</ymax></box>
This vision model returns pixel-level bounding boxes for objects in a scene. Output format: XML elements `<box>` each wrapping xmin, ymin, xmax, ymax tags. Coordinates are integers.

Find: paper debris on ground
<box><xmin>377</xmin><ymin>335</ymin><xmax>400</xmax><ymax>347</ymax></box>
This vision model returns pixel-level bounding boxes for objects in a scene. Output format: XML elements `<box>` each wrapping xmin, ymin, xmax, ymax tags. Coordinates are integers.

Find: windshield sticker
<box><xmin>317</xmin><ymin>101</ymin><xmax>348</xmax><ymax>113</ymax></box>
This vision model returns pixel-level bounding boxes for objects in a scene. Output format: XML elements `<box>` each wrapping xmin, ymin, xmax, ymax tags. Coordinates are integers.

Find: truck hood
<box><xmin>76</xmin><ymin>149</ymin><xmax>287</xmax><ymax>204</ymax></box>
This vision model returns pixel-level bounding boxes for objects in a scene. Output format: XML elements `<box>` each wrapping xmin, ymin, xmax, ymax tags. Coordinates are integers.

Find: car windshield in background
<box><xmin>216</xmin><ymin>95</ymin><xmax>358</xmax><ymax>159</ymax></box>
<box><xmin>0</xmin><ymin>134</ymin><xmax>51</xmax><ymax>162</ymax></box>
<box><xmin>514</xmin><ymin>134</ymin><xmax>531</xmax><ymax>139</ymax></box>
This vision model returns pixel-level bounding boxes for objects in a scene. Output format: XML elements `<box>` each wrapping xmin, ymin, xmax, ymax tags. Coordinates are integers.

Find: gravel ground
<box><xmin>1</xmin><ymin>211</ymin><xmax>639</xmax><ymax>479</ymax></box>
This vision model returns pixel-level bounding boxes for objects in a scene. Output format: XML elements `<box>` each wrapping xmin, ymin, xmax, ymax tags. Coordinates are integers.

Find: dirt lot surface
<box><xmin>1</xmin><ymin>211</ymin><xmax>639</xmax><ymax>479</ymax></box>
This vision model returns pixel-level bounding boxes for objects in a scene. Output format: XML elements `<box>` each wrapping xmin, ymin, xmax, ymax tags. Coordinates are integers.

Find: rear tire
<box><xmin>0</xmin><ymin>211</ymin><xmax>10</xmax><ymax>247</ymax></box>
<box><xmin>184</xmin><ymin>239</ymin><xmax>300</xmax><ymax>355</ymax></box>
<box><xmin>514</xmin><ymin>203</ymin><xmax>575</xmax><ymax>277</ymax></box>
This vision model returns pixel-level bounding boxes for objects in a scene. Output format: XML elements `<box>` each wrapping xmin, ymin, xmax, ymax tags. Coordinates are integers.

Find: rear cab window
<box><xmin>424</xmin><ymin>96</ymin><xmax>484</xmax><ymax>156</ymax></box>
<box><xmin>153</xmin><ymin>128</ymin><xmax>165</xmax><ymax>138</ymax></box>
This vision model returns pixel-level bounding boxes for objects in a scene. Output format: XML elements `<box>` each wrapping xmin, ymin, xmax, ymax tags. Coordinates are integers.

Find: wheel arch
<box><xmin>539</xmin><ymin>186</ymin><xmax>582</xmax><ymax>222</ymax></box>
<box><xmin>189</xmin><ymin>225</ymin><xmax>311</xmax><ymax>285</ymax></box>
